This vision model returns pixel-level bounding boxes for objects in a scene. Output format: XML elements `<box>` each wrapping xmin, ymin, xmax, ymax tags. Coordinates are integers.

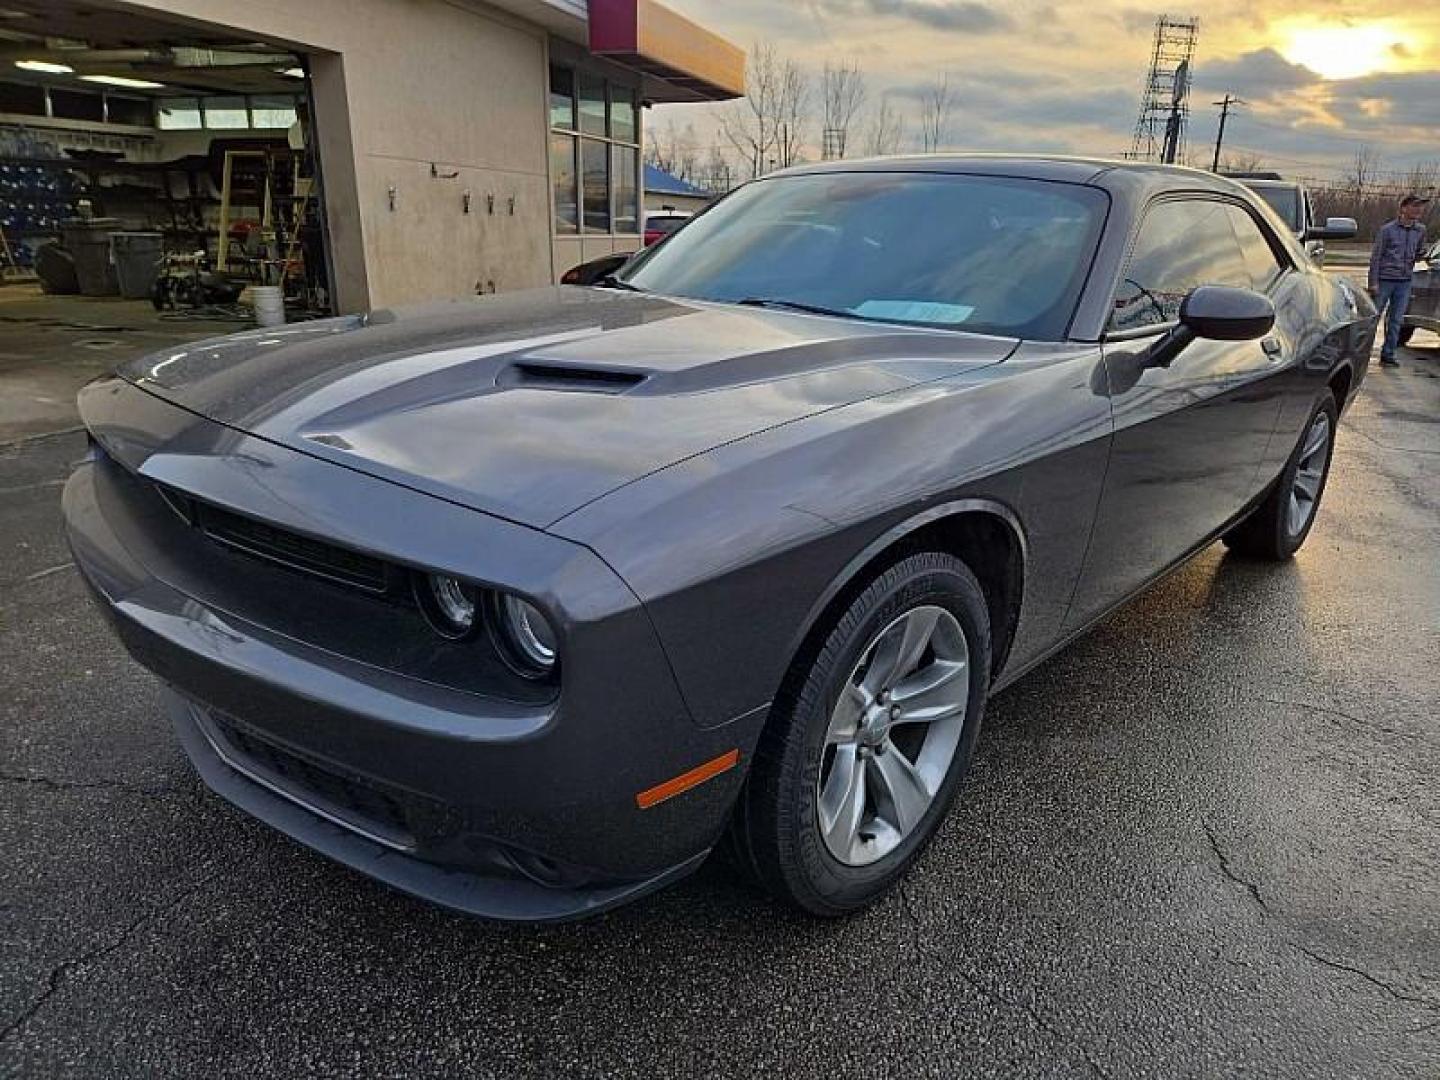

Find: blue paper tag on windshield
<box><xmin>853</xmin><ymin>300</ymin><xmax>975</xmax><ymax>324</ymax></box>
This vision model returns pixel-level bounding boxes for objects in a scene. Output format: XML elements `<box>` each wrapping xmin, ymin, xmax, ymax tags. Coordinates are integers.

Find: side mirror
<box><xmin>1180</xmin><ymin>284</ymin><xmax>1276</xmax><ymax>340</ymax></box>
<box><xmin>1144</xmin><ymin>285</ymin><xmax>1275</xmax><ymax>369</ymax></box>
<box><xmin>1304</xmin><ymin>216</ymin><xmax>1357</xmax><ymax>242</ymax></box>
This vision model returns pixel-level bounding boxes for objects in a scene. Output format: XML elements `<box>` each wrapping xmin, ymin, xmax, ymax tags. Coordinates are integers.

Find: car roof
<box><xmin>1236</xmin><ymin>178</ymin><xmax>1300</xmax><ymax>190</ymax></box>
<box><xmin>773</xmin><ymin>152</ymin><xmax>1259</xmax><ymax>198</ymax></box>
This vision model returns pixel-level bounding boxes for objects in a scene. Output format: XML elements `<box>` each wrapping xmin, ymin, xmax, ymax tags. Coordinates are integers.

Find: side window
<box><xmin>1226</xmin><ymin>205</ymin><xmax>1286</xmax><ymax>292</ymax></box>
<box><xmin>1110</xmin><ymin>199</ymin><xmax>1252</xmax><ymax>331</ymax></box>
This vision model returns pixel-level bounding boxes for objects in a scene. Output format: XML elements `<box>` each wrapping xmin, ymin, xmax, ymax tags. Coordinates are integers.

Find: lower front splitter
<box><xmin>168</xmin><ymin>691</ymin><xmax>710</xmax><ymax>923</ymax></box>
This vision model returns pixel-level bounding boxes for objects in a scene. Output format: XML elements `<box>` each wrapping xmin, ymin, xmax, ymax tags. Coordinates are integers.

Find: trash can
<box><xmin>111</xmin><ymin>232</ymin><xmax>165</xmax><ymax>299</ymax></box>
<box><xmin>61</xmin><ymin>218</ymin><xmax>121</xmax><ymax>296</ymax></box>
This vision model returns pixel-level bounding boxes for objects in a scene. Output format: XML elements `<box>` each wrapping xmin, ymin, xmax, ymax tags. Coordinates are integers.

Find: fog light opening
<box><xmin>489</xmin><ymin>593</ymin><xmax>559</xmax><ymax>680</ymax></box>
<box><xmin>413</xmin><ymin>573</ymin><xmax>481</xmax><ymax>640</ymax></box>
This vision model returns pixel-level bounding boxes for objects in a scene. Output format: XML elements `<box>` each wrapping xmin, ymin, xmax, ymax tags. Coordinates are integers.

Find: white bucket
<box><xmin>251</xmin><ymin>285</ymin><xmax>286</xmax><ymax>327</ymax></box>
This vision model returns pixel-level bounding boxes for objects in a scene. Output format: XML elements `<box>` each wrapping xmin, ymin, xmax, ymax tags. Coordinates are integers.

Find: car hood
<box><xmin>120</xmin><ymin>288</ymin><xmax>1016</xmax><ymax>527</ymax></box>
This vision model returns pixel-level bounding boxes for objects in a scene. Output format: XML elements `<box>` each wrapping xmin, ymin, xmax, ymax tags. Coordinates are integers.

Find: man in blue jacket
<box><xmin>1369</xmin><ymin>194</ymin><xmax>1430</xmax><ymax>367</ymax></box>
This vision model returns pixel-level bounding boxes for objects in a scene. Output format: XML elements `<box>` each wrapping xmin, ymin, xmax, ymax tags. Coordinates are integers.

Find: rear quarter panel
<box><xmin>1267</xmin><ymin>268</ymin><xmax>1376</xmax><ymax>474</ymax></box>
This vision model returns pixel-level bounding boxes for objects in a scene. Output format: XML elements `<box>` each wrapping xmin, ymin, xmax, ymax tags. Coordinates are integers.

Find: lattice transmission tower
<box><xmin>1125</xmin><ymin>15</ymin><xmax>1200</xmax><ymax>164</ymax></box>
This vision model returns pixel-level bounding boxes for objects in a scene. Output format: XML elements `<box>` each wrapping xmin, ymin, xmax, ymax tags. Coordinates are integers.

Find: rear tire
<box><xmin>729</xmin><ymin>552</ymin><xmax>990</xmax><ymax>916</ymax></box>
<box><xmin>1223</xmin><ymin>391</ymin><xmax>1338</xmax><ymax>560</ymax></box>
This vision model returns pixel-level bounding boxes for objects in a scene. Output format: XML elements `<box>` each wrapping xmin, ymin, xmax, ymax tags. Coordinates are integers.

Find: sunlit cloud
<box><xmin>656</xmin><ymin>1</ymin><xmax>1440</xmax><ymax>179</ymax></box>
<box><xmin>1276</xmin><ymin>19</ymin><xmax>1414</xmax><ymax>79</ymax></box>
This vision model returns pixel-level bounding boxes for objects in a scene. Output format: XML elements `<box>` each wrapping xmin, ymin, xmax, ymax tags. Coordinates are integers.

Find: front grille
<box><xmin>201</xmin><ymin>710</ymin><xmax>428</xmax><ymax>851</ymax></box>
<box><xmin>190</xmin><ymin>498</ymin><xmax>391</xmax><ymax>594</ymax></box>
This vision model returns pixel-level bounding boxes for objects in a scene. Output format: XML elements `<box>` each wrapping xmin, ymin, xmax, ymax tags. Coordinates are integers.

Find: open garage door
<box><xmin>0</xmin><ymin>0</ymin><xmax>334</xmax><ymax>325</ymax></box>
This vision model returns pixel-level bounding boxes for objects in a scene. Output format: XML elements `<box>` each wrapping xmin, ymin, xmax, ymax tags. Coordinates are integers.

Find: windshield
<box><xmin>619</xmin><ymin>172</ymin><xmax>1109</xmax><ymax>340</ymax></box>
<box><xmin>1249</xmin><ymin>185</ymin><xmax>1301</xmax><ymax>231</ymax></box>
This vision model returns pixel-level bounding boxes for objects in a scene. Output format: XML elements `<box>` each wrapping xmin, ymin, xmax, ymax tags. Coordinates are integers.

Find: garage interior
<box><xmin>0</xmin><ymin>0</ymin><xmax>331</xmax><ymax>332</ymax></box>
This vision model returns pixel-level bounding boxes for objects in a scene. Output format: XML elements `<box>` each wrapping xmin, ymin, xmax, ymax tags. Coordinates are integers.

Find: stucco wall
<box><xmin>119</xmin><ymin>0</ymin><xmax>561</xmax><ymax>312</ymax></box>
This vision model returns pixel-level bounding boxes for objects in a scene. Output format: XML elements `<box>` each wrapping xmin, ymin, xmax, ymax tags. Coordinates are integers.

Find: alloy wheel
<box><xmin>1287</xmin><ymin>412</ymin><xmax>1331</xmax><ymax>537</ymax></box>
<box><xmin>816</xmin><ymin>605</ymin><xmax>969</xmax><ymax>867</ymax></box>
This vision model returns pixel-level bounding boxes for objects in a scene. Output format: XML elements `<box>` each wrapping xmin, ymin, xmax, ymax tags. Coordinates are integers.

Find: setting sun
<box><xmin>1279</xmin><ymin>22</ymin><xmax>1407</xmax><ymax>79</ymax></box>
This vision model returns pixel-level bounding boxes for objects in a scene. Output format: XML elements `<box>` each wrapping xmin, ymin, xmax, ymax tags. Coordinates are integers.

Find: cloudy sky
<box><xmin>656</xmin><ymin>0</ymin><xmax>1440</xmax><ymax>181</ymax></box>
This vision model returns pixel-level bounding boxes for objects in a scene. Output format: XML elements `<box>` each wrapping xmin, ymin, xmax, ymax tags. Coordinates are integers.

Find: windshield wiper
<box><xmin>735</xmin><ymin>297</ymin><xmax>861</xmax><ymax>320</ymax></box>
<box><xmin>596</xmin><ymin>274</ymin><xmax>643</xmax><ymax>292</ymax></box>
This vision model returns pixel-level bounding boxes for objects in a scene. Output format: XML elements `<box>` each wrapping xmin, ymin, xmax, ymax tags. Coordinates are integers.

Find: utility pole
<box><xmin>1211</xmin><ymin>94</ymin><xmax>1244</xmax><ymax>172</ymax></box>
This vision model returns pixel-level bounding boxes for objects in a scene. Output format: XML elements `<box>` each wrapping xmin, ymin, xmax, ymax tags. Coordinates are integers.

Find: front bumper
<box><xmin>63</xmin><ymin>383</ymin><xmax>761</xmax><ymax>921</ymax></box>
<box><xmin>169</xmin><ymin>692</ymin><xmax>706</xmax><ymax>920</ymax></box>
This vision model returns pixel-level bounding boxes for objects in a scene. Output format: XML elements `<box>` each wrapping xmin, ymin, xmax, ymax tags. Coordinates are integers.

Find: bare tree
<box><xmin>864</xmin><ymin>93</ymin><xmax>906</xmax><ymax>156</ymax></box>
<box><xmin>1345</xmin><ymin>145</ymin><xmax>1381</xmax><ymax>200</ymax></box>
<box><xmin>918</xmin><ymin>73</ymin><xmax>955</xmax><ymax>153</ymax></box>
<box><xmin>1219</xmin><ymin>150</ymin><xmax>1267</xmax><ymax>174</ymax></box>
<box><xmin>700</xmin><ymin>144</ymin><xmax>735</xmax><ymax>195</ymax></box>
<box><xmin>720</xmin><ymin>43</ymin><xmax>810</xmax><ymax>177</ymax></box>
<box><xmin>646</xmin><ymin>120</ymin><xmax>700</xmax><ymax>183</ymax></box>
<box><xmin>820</xmin><ymin>58</ymin><xmax>866</xmax><ymax>160</ymax></box>
<box><xmin>1400</xmin><ymin>159</ymin><xmax>1440</xmax><ymax>200</ymax></box>
<box><xmin>775</xmin><ymin>56</ymin><xmax>809</xmax><ymax>169</ymax></box>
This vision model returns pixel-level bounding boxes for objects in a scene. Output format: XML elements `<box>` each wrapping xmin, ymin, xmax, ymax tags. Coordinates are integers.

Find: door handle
<box><xmin>1261</xmin><ymin>337</ymin><xmax>1284</xmax><ymax>360</ymax></box>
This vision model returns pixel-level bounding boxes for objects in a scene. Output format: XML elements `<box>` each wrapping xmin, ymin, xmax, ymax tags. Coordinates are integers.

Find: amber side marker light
<box><xmin>635</xmin><ymin>749</ymin><xmax>741</xmax><ymax>810</ymax></box>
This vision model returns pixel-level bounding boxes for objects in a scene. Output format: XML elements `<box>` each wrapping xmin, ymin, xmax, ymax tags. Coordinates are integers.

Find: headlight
<box><xmin>492</xmin><ymin>594</ymin><xmax>558</xmax><ymax>678</ymax></box>
<box><xmin>415</xmin><ymin>573</ymin><xmax>480</xmax><ymax>639</ymax></box>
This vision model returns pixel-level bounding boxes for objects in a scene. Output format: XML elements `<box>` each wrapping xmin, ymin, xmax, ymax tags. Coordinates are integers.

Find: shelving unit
<box><xmin>0</xmin><ymin>154</ymin><xmax>231</xmax><ymax>245</ymax></box>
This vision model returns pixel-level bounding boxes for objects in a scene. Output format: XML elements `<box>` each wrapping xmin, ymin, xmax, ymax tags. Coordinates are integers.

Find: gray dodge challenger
<box><xmin>64</xmin><ymin>156</ymin><xmax>1376</xmax><ymax>921</ymax></box>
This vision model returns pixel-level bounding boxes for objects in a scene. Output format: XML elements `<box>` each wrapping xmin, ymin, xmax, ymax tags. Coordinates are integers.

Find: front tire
<box><xmin>1223</xmin><ymin>391</ymin><xmax>1338</xmax><ymax>560</ymax></box>
<box><xmin>730</xmin><ymin>552</ymin><xmax>990</xmax><ymax>916</ymax></box>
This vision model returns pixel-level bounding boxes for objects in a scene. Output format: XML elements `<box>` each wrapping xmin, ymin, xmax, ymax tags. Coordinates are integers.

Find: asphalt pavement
<box><xmin>1</xmin><ymin>334</ymin><xmax>1437</xmax><ymax>1078</ymax></box>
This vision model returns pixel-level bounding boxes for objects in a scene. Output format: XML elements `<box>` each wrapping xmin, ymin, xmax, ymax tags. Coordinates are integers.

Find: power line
<box><xmin>1210</xmin><ymin>94</ymin><xmax>1244</xmax><ymax>172</ymax></box>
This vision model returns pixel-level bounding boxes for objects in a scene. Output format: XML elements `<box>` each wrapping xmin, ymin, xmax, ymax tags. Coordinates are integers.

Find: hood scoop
<box><xmin>497</xmin><ymin>361</ymin><xmax>647</xmax><ymax>394</ymax></box>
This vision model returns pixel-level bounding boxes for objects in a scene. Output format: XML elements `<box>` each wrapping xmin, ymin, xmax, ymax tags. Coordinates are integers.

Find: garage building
<box><xmin>0</xmin><ymin>0</ymin><xmax>742</xmax><ymax>318</ymax></box>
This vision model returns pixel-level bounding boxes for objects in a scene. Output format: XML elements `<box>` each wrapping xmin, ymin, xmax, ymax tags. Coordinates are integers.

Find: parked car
<box><xmin>1399</xmin><ymin>238</ymin><xmax>1440</xmax><ymax>346</ymax></box>
<box><xmin>560</xmin><ymin>252</ymin><xmax>634</xmax><ymax>286</ymax></box>
<box><xmin>1227</xmin><ymin>172</ymin><xmax>1354</xmax><ymax>265</ymax></box>
<box><xmin>65</xmin><ymin>156</ymin><xmax>1377</xmax><ymax>922</ymax></box>
<box><xmin>643</xmin><ymin>209</ymin><xmax>692</xmax><ymax>246</ymax></box>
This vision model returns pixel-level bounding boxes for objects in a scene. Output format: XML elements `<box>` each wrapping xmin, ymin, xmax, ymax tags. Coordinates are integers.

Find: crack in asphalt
<box><xmin>0</xmin><ymin>426</ymin><xmax>85</xmax><ymax>453</ymax></box>
<box><xmin>890</xmin><ymin>878</ymin><xmax>1111</xmax><ymax>1080</ymax></box>
<box><xmin>0</xmin><ymin>478</ymin><xmax>65</xmax><ymax>497</ymax></box>
<box><xmin>1202</xmin><ymin>821</ymin><xmax>1269</xmax><ymax>914</ymax></box>
<box><xmin>0</xmin><ymin>861</ymin><xmax>232</xmax><ymax>1046</ymax></box>
<box><xmin>18</xmin><ymin>562</ymin><xmax>74</xmax><ymax>585</ymax></box>
<box><xmin>1257</xmin><ymin>696</ymin><xmax>1413</xmax><ymax>740</ymax></box>
<box><xmin>1200</xmin><ymin>822</ymin><xmax>1440</xmax><ymax>1026</ymax></box>
<box><xmin>1343</xmin><ymin>423</ymin><xmax>1440</xmax><ymax>457</ymax></box>
<box><xmin>1291</xmin><ymin>945</ymin><xmax>1440</xmax><ymax>1016</ymax></box>
<box><xmin>0</xmin><ymin>771</ymin><xmax>182</xmax><ymax>800</ymax></box>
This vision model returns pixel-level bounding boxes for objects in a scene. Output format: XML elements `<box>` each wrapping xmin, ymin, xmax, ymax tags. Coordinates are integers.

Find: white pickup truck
<box><xmin>1225</xmin><ymin>173</ymin><xmax>1355</xmax><ymax>266</ymax></box>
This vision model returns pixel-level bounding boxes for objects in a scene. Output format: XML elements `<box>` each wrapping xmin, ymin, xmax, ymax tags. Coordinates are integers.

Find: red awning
<box><xmin>589</xmin><ymin>0</ymin><xmax>745</xmax><ymax>103</ymax></box>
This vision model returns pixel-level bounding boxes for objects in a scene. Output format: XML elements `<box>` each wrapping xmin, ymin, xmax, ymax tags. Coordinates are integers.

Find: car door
<box><xmin>1065</xmin><ymin>196</ymin><xmax>1291</xmax><ymax>627</ymax></box>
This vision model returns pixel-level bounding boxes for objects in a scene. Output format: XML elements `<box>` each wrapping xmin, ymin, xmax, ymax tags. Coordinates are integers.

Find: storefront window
<box><xmin>613</xmin><ymin>145</ymin><xmax>638</xmax><ymax>233</ymax></box>
<box><xmin>549</xmin><ymin>63</ymin><xmax>641</xmax><ymax>238</ymax></box>
<box><xmin>578</xmin><ymin>73</ymin><xmax>606</xmax><ymax>138</ymax></box>
<box><xmin>610</xmin><ymin>90</ymin><xmax>636</xmax><ymax>144</ymax></box>
<box><xmin>549</xmin><ymin>66</ymin><xmax>575</xmax><ymax>131</ymax></box>
<box><xmin>582</xmin><ymin>139</ymin><xmax>610</xmax><ymax>232</ymax></box>
<box><xmin>551</xmin><ymin>133</ymin><xmax>579</xmax><ymax>234</ymax></box>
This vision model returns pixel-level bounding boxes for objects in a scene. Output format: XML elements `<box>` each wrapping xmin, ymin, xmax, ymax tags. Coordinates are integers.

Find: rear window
<box><xmin>1247</xmin><ymin>185</ymin><xmax>1301</xmax><ymax>232</ymax></box>
<box><xmin>645</xmin><ymin>216</ymin><xmax>687</xmax><ymax>235</ymax></box>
